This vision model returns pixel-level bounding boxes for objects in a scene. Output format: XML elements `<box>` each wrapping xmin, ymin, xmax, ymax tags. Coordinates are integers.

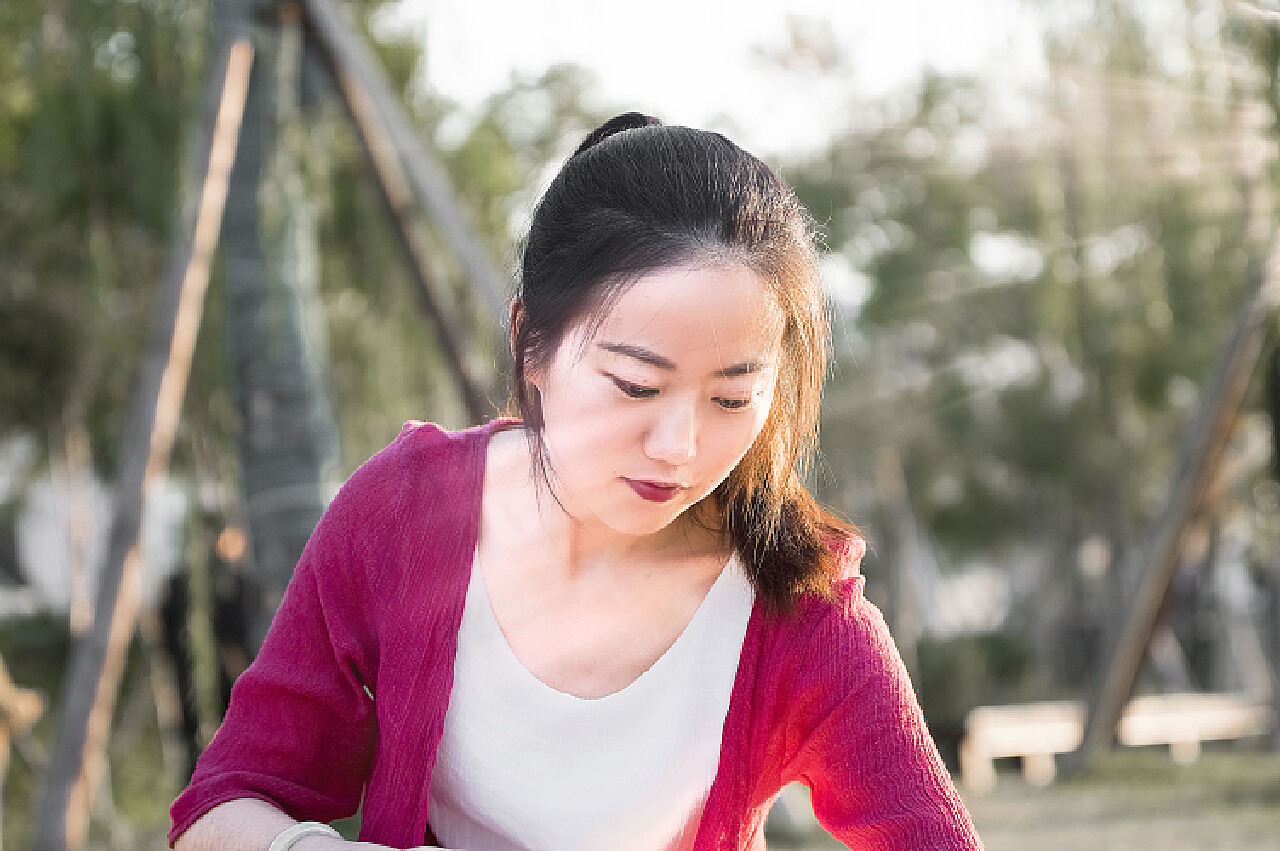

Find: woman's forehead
<box><xmin>589</xmin><ymin>262</ymin><xmax>784</xmax><ymax>349</ymax></box>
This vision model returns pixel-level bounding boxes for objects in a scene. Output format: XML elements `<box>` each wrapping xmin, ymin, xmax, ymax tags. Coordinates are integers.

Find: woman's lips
<box><xmin>625</xmin><ymin>478</ymin><xmax>682</xmax><ymax>503</ymax></box>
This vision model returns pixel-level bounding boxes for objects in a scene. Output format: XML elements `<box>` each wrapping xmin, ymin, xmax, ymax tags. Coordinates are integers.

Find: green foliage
<box><xmin>439</xmin><ymin>63</ymin><xmax>607</xmax><ymax>262</ymax></box>
<box><xmin>916</xmin><ymin>631</ymin><xmax>1037</xmax><ymax>734</ymax></box>
<box><xmin>0</xmin><ymin>0</ymin><xmax>603</xmax><ymax>481</ymax></box>
<box><xmin>0</xmin><ymin>612</ymin><xmax>70</xmax><ymax>696</ymax></box>
<box><xmin>799</xmin><ymin>5</ymin><xmax>1262</xmax><ymax>567</ymax></box>
<box><xmin>0</xmin><ymin>614</ymin><xmax>69</xmax><ymax>851</ymax></box>
<box><xmin>317</xmin><ymin>122</ymin><xmax>466</xmax><ymax>465</ymax></box>
<box><xmin>0</xmin><ymin>614</ymin><xmax>174</xmax><ymax>848</ymax></box>
<box><xmin>0</xmin><ymin>0</ymin><xmax>206</xmax><ymax>473</ymax></box>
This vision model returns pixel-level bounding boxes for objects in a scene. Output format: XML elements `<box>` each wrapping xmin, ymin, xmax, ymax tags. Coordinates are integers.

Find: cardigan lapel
<box><xmin>361</xmin><ymin>420</ymin><xmax>506</xmax><ymax>846</ymax></box>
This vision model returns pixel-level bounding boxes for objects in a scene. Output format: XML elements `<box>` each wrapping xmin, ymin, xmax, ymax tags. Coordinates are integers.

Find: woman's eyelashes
<box><xmin>606</xmin><ymin>374</ymin><xmax>754</xmax><ymax>410</ymax></box>
<box><xmin>609</xmin><ymin>375</ymin><xmax>659</xmax><ymax>399</ymax></box>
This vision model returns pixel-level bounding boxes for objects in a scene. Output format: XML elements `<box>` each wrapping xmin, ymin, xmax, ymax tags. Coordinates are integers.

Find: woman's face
<box><xmin>531</xmin><ymin>262</ymin><xmax>784</xmax><ymax>541</ymax></box>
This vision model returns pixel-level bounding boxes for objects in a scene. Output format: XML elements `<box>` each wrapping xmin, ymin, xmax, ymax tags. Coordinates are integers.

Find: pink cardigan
<box><xmin>170</xmin><ymin>420</ymin><xmax>981</xmax><ymax>850</ymax></box>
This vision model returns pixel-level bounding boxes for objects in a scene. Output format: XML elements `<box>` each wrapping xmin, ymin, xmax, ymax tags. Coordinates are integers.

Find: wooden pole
<box><xmin>32</xmin><ymin>39</ymin><xmax>255</xmax><ymax>851</ymax></box>
<box><xmin>300</xmin><ymin>0</ymin><xmax>494</xmax><ymax>421</ymax></box>
<box><xmin>300</xmin><ymin>0</ymin><xmax>511</xmax><ymax>326</ymax></box>
<box><xmin>1064</xmin><ymin>238</ymin><xmax>1280</xmax><ymax>774</ymax></box>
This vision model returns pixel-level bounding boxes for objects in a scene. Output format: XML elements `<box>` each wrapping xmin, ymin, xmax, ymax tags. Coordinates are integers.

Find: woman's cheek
<box><xmin>705</xmin><ymin>412</ymin><xmax>762</xmax><ymax>475</ymax></box>
<box><xmin>744</xmin><ymin>391</ymin><xmax>774</xmax><ymax>440</ymax></box>
<box><xmin>728</xmin><ymin>397</ymin><xmax>775</xmax><ymax>466</ymax></box>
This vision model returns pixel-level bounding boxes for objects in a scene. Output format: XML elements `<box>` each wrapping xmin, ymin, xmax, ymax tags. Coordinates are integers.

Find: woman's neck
<box><xmin>485</xmin><ymin>428</ymin><xmax>727</xmax><ymax>579</ymax></box>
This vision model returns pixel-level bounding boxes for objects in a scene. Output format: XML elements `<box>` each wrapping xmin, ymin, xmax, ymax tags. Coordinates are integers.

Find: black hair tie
<box><xmin>573</xmin><ymin>112</ymin><xmax>663</xmax><ymax>156</ymax></box>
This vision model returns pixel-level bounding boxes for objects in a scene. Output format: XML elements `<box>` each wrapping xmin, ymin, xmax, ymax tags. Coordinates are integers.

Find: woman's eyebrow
<box><xmin>597</xmin><ymin>342</ymin><xmax>768</xmax><ymax>377</ymax></box>
<box><xmin>714</xmin><ymin>361</ymin><xmax>768</xmax><ymax>378</ymax></box>
<box><xmin>598</xmin><ymin>342</ymin><xmax>676</xmax><ymax>370</ymax></box>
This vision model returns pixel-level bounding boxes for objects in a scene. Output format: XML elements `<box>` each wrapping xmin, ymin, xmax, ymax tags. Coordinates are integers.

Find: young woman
<box><xmin>170</xmin><ymin>113</ymin><xmax>981</xmax><ymax>851</ymax></box>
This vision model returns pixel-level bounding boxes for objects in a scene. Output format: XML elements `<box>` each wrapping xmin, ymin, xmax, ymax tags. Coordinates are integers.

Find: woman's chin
<box><xmin>579</xmin><ymin>498</ymin><xmax>692</xmax><ymax>541</ymax></box>
<box><xmin>600</xmin><ymin>512</ymin><xmax>685</xmax><ymax>540</ymax></box>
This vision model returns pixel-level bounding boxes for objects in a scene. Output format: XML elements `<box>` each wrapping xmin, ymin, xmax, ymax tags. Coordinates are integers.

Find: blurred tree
<box><xmin>0</xmin><ymin>0</ymin><xmax>604</xmax><ymax>489</ymax></box>
<box><xmin>0</xmin><ymin>0</ymin><xmax>207</xmax><ymax>476</ymax></box>
<box><xmin>792</xmin><ymin>0</ymin><xmax>1267</xmax><ymax>694</ymax></box>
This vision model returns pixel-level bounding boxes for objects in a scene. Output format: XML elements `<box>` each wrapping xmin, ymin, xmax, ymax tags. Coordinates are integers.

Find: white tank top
<box><xmin>427</xmin><ymin>553</ymin><xmax>755</xmax><ymax>851</ymax></box>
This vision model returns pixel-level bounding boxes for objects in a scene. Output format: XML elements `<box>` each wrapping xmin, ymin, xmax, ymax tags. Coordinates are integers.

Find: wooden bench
<box><xmin>961</xmin><ymin>701</ymin><xmax>1083</xmax><ymax>791</ymax></box>
<box><xmin>961</xmin><ymin>692</ymin><xmax>1274</xmax><ymax>792</ymax></box>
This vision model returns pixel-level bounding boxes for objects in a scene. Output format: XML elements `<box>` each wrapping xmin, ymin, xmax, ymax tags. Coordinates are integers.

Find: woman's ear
<box><xmin>509</xmin><ymin>297</ymin><xmax>524</xmax><ymax>362</ymax></box>
<box><xmin>510</xmin><ymin>298</ymin><xmax>541</xmax><ymax>388</ymax></box>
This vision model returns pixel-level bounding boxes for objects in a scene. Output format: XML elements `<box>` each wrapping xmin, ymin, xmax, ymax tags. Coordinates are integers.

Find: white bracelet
<box><xmin>267</xmin><ymin>821</ymin><xmax>342</xmax><ymax>851</ymax></box>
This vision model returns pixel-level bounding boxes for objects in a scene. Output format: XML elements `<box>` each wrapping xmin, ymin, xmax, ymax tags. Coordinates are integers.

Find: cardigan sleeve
<box><xmin>168</xmin><ymin>450</ymin><xmax>394</xmax><ymax>846</ymax></box>
<box><xmin>787</xmin><ymin>555</ymin><xmax>983</xmax><ymax>850</ymax></box>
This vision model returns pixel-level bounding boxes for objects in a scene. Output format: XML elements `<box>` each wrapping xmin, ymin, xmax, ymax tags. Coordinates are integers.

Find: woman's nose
<box><xmin>646</xmin><ymin>398</ymin><xmax>698</xmax><ymax>466</ymax></box>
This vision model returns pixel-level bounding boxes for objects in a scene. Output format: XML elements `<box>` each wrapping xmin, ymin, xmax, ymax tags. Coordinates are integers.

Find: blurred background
<box><xmin>4</xmin><ymin>0</ymin><xmax>1280</xmax><ymax>848</ymax></box>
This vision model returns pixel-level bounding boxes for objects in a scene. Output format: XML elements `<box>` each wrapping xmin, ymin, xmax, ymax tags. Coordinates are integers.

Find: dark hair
<box><xmin>512</xmin><ymin>112</ymin><xmax>853</xmax><ymax>612</ymax></box>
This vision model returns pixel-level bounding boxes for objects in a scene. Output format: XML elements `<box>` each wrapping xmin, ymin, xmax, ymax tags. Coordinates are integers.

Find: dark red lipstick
<box><xmin>625</xmin><ymin>478</ymin><xmax>681</xmax><ymax>503</ymax></box>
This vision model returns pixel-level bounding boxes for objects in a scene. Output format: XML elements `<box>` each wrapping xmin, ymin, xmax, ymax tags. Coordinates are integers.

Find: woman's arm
<box><xmin>790</xmin><ymin>581</ymin><xmax>982</xmax><ymax>849</ymax></box>
<box><xmin>174</xmin><ymin>799</ymin><xmax>300</xmax><ymax>851</ymax></box>
<box><xmin>174</xmin><ymin>799</ymin><xmax>443</xmax><ymax>851</ymax></box>
<box><xmin>170</xmin><ymin>441</ymin><xmax>401</xmax><ymax>843</ymax></box>
<box><xmin>171</xmin><ymin>425</ymin><xmax>470</xmax><ymax>847</ymax></box>
<box><xmin>169</xmin><ymin>535</ymin><xmax>379</xmax><ymax>842</ymax></box>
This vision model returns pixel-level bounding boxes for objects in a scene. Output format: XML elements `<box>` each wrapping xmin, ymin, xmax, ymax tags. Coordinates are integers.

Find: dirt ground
<box><xmin>770</xmin><ymin>748</ymin><xmax>1280</xmax><ymax>850</ymax></box>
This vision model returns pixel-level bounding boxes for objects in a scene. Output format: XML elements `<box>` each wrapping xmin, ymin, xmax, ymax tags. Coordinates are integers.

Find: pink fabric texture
<box><xmin>170</xmin><ymin>420</ymin><xmax>982</xmax><ymax>850</ymax></box>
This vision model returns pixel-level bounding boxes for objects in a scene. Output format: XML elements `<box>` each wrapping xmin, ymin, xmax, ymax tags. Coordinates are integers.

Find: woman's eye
<box><xmin>611</xmin><ymin>377</ymin><xmax>658</xmax><ymax>399</ymax></box>
<box><xmin>714</xmin><ymin>397</ymin><xmax>753</xmax><ymax>411</ymax></box>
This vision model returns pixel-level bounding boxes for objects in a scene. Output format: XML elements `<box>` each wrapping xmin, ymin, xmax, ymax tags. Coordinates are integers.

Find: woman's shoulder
<box><xmin>317</xmin><ymin>418</ymin><xmax>514</xmax><ymax>549</ymax></box>
<box><xmin>764</xmin><ymin>533</ymin><xmax>886</xmax><ymax>666</ymax></box>
<box><xmin>370</xmin><ymin>418</ymin><xmax>509</xmax><ymax>469</ymax></box>
<box><xmin>343</xmin><ymin>418</ymin><xmax>516</xmax><ymax>497</ymax></box>
<box><xmin>306</xmin><ymin>419</ymin><xmax>517</xmax><ymax>593</ymax></box>
<box><xmin>802</xmin><ymin>531</ymin><xmax>869</xmax><ymax>613</ymax></box>
<box><xmin>825</xmin><ymin>532</ymin><xmax>867</xmax><ymax>584</ymax></box>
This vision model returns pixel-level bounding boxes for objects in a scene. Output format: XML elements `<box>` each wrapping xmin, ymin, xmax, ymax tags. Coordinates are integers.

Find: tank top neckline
<box><xmin>470</xmin><ymin>551</ymin><xmax>746</xmax><ymax>703</ymax></box>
